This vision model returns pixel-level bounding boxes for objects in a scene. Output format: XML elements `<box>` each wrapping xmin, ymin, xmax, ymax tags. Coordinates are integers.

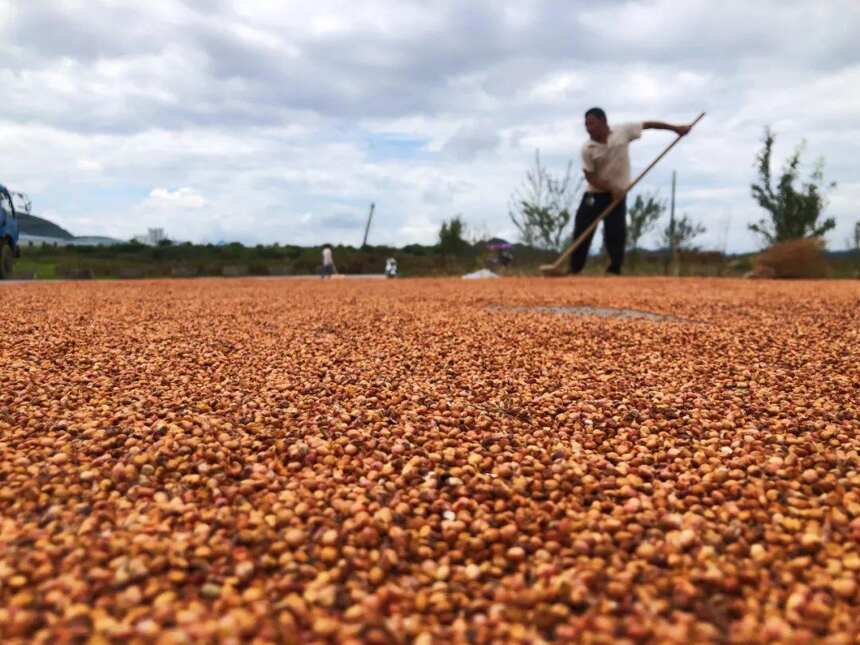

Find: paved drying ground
<box><xmin>1</xmin><ymin>277</ymin><xmax>859</xmax><ymax>643</ymax></box>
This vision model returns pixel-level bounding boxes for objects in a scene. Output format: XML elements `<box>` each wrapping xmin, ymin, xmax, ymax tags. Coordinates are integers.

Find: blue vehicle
<box><xmin>0</xmin><ymin>184</ymin><xmax>21</xmax><ymax>279</ymax></box>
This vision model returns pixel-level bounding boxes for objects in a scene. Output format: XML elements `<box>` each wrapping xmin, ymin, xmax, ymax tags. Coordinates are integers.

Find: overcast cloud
<box><xmin>1</xmin><ymin>0</ymin><xmax>858</xmax><ymax>251</ymax></box>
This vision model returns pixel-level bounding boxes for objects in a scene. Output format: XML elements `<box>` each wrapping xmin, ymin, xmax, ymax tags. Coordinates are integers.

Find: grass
<box><xmin>11</xmin><ymin>258</ymin><xmax>58</xmax><ymax>279</ymax></box>
<box><xmin>8</xmin><ymin>242</ymin><xmax>859</xmax><ymax>280</ymax></box>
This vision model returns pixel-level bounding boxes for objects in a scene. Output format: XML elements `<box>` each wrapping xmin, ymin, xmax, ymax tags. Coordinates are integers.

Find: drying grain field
<box><xmin>1</xmin><ymin>277</ymin><xmax>859</xmax><ymax>643</ymax></box>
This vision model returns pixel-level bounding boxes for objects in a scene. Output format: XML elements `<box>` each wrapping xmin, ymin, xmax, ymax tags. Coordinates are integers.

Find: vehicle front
<box><xmin>0</xmin><ymin>184</ymin><xmax>20</xmax><ymax>279</ymax></box>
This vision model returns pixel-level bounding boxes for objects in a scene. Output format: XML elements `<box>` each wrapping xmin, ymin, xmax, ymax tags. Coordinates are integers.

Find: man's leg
<box><xmin>604</xmin><ymin>198</ymin><xmax>627</xmax><ymax>275</ymax></box>
<box><xmin>569</xmin><ymin>194</ymin><xmax>602</xmax><ymax>274</ymax></box>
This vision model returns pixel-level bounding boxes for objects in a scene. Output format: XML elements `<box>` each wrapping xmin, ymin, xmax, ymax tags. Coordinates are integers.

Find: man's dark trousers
<box><xmin>569</xmin><ymin>192</ymin><xmax>626</xmax><ymax>275</ymax></box>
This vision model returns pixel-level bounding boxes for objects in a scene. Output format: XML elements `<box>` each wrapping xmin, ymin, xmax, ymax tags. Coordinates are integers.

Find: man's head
<box><xmin>585</xmin><ymin>107</ymin><xmax>609</xmax><ymax>142</ymax></box>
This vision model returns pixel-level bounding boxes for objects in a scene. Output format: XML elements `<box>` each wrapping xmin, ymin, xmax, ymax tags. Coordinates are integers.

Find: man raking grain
<box><xmin>540</xmin><ymin>110</ymin><xmax>704</xmax><ymax>276</ymax></box>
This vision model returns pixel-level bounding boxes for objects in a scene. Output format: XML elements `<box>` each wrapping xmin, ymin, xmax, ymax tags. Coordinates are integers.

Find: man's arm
<box><xmin>643</xmin><ymin>121</ymin><xmax>691</xmax><ymax>136</ymax></box>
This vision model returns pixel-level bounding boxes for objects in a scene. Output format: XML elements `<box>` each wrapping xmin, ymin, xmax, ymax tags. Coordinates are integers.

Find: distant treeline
<box><xmin>15</xmin><ymin>239</ymin><xmax>555</xmax><ymax>279</ymax></box>
<box><xmin>12</xmin><ymin>239</ymin><xmax>859</xmax><ymax>280</ymax></box>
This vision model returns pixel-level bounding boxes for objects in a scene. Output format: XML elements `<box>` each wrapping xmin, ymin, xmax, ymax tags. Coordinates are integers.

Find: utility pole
<box><xmin>669</xmin><ymin>171</ymin><xmax>679</xmax><ymax>276</ymax></box>
<box><xmin>361</xmin><ymin>203</ymin><xmax>375</xmax><ymax>248</ymax></box>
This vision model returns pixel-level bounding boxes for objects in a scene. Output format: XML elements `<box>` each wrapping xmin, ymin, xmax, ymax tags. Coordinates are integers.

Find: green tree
<box><xmin>662</xmin><ymin>213</ymin><xmax>706</xmax><ymax>252</ymax></box>
<box><xmin>509</xmin><ymin>150</ymin><xmax>582</xmax><ymax>251</ymax></box>
<box><xmin>627</xmin><ymin>192</ymin><xmax>666</xmax><ymax>252</ymax></box>
<box><xmin>749</xmin><ymin>127</ymin><xmax>836</xmax><ymax>246</ymax></box>
<box><xmin>438</xmin><ymin>215</ymin><xmax>469</xmax><ymax>255</ymax></box>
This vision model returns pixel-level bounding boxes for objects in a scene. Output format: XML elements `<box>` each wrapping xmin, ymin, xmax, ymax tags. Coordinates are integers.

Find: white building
<box><xmin>19</xmin><ymin>234</ymin><xmax>122</xmax><ymax>247</ymax></box>
<box><xmin>133</xmin><ymin>228</ymin><xmax>167</xmax><ymax>246</ymax></box>
<box><xmin>69</xmin><ymin>236</ymin><xmax>122</xmax><ymax>247</ymax></box>
<box><xmin>18</xmin><ymin>234</ymin><xmax>70</xmax><ymax>247</ymax></box>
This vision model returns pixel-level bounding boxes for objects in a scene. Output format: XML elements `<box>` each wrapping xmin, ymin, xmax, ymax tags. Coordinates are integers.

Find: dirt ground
<box><xmin>1</xmin><ymin>277</ymin><xmax>859</xmax><ymax>643</ymax></box>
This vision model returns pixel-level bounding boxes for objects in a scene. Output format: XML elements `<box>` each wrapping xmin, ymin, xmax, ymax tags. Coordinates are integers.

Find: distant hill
<box><xmin>18</xmin><ymin>213</ymin><xmax>74</xmax><ymax>239</ymax></box>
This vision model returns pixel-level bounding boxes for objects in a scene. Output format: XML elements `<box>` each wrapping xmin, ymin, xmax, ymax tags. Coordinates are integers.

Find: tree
<box><xmin>661</xmin><ymin>213</ymin><xmax>706</xmax><ymax>252</ymax></box>
<box><xmin>509</xmin><ymin>150</ymin><xmax>582</xmax><ymax>251</ymax></box>
<box><xmin>749</xmin><ymin>127</ymin><xmax>836</xmax><ymax>246</ymax></box>
<box><xmin>626</xmin><ymin>192</ymin><xmax>666</xmax><ymax>252</ymax></box>
<box><xmin>467</xmin><ymin>220</ymin><xmax>492</xmax><ymax>246</ymax></box>
<box><xmin>438</xmin><ymin>215</ymin><xmax>469</xmax><ymax>255</ymax></box>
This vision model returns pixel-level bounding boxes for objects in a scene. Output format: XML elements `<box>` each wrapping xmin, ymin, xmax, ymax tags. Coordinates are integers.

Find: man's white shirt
<box><xmin>581</xmin><ymin>122</ymin><xmax>643</xmax><ymax>194</ymax></box>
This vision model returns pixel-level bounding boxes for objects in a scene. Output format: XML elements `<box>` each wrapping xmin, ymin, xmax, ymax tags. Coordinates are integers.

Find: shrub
<box><xmin>753</xmin><ymin>237</ymin><xmax>827</xmax><ymax>279</ymax></box>
<box><xmin>750</xmin><ymin>128</ymin><xmax>836</xmax><ymax>245</ymax></box>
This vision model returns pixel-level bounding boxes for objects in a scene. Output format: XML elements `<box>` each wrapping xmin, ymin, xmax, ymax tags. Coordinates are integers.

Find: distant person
<box><xmin>487</xmin><ymin>242</ymin><xmax>513</xmax><ymax>270</ymax></box>
<box><xmin>496</xmin><ymin>243</ymin><xmax>513</xmax><ymax>268</ymax></box>
<box><xmin>385</xmin><ymin>257</ymin><xmax>398</xmax><ymax>278</ymax></box>
<box><xmin>571</xmin><ymin>108</ymin><xmax>691</xmax><ymax>275</ymax></box>
<box><xmin>321</xmin><ymin>245</ymin><xmax>336</xmax><ymax>278</ymax></box>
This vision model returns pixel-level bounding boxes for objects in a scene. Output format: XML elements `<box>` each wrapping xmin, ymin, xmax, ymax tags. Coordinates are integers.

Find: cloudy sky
<box><xmin>1</xmin><ymin>0</ymin><xmax>858</xmax><ymax>251</ymax></box>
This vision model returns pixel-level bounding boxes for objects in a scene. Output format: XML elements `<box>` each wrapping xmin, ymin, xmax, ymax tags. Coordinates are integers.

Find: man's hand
<box><xmin>644</xmin><ymin>121</ymin><xmax>694</xmax><ymax>136</ymax></box>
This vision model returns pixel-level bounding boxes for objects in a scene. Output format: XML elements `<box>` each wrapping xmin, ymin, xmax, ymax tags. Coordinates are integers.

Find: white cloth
<box><xmin>462</xmin><ymin>269</ymin><xmax>498</xmax><ymax>280</ymax></box>
<box><xmin>322</xmin><ymin>247</ymin><xmax>333</xmax><ymax>266</ymax></box>
<box><xmin>581</xmin><ymin>122</ymin><xmax>642</xmax><ymax>193</ymax></box>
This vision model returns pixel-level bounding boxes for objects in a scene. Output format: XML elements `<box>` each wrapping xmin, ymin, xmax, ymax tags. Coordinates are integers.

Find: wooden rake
<box><xmin>540</xmin><ymin>112</ymin><xmax>706</xmax><ymax>277</ymax></box>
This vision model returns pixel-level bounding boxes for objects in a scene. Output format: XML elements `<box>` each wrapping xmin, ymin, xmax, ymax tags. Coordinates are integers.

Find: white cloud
<box><xmin>529</xmin><ymin>72</ymin><xmax>585</xmax><ymax>103</ymax></box>
<box><xmin>76</xmin><ymin>159</ymin><xmax>104</xmax><ymax>173</ymax></box>
<box><xmin>145</xmin><ymin>188</ymin><xmax>209</xmax><ymax>210</ymax></box>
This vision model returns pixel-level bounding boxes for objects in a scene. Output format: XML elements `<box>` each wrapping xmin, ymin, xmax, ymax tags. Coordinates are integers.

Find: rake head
<box><xmin>539</xmin><ymin>263</ymin><xmax>568</xmax><ymax>277</ymax></box>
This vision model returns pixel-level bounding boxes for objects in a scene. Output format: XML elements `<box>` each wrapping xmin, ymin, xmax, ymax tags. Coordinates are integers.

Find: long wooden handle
<box><xmin>546</xmin><ymin>112</ymin><xmax>706</xmax><ymax>272</ymax></box>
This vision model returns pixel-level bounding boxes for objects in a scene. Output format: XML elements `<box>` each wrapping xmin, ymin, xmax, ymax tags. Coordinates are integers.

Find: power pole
<box><xmin>669</xmin><ymin>171</ymin><xmax>679</xmax><ymax>276</ymax></box>
<box><xmin>361</xmin><ymin>203</ymin><xmax>375</xmax><ymax>248</ymax></box>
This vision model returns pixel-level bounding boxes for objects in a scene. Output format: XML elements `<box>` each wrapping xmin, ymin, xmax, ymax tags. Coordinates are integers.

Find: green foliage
<box><xmin>438</xmin><ymin>215</ymin><xmax>469</xmax><ymax>255</ymax></box>
<box><xmin>750</xmin><ymin>127</ymin><xmax>836</xmax><ymax>246</ymax></box>
<box><xmin>402</xmin><ymin>243</ymin><xmax>431</xmax><ymax>256</ymax></box>
<box><xmin>662</xmin><ymin>214</ymin><xmax>706</xmax><ymax>252</ymax></box>
<box><xmin>509</xmin><ymin>150</ymin><xmax>582</xmax><ymax>251</ymax></box>
<box><xmin>16</xmin><ymin>239</ymin><xmax>557</xmax><ymax>280</ymax></box>
<box><xmin>13</xmin><ymin>241</ymin><xmax>858</xmax><ymax>279</ymax></box>
<box><xmin>627</xmin><ymin>192</ymin><xmax>666</xmax><ymax>251</ymax></box>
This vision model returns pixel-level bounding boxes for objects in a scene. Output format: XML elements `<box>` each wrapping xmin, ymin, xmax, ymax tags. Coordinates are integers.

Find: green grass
<box><xmin>12</xmin><ymin>258</ymin><xmax>57</xmax><ymax>279</ymax></box>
